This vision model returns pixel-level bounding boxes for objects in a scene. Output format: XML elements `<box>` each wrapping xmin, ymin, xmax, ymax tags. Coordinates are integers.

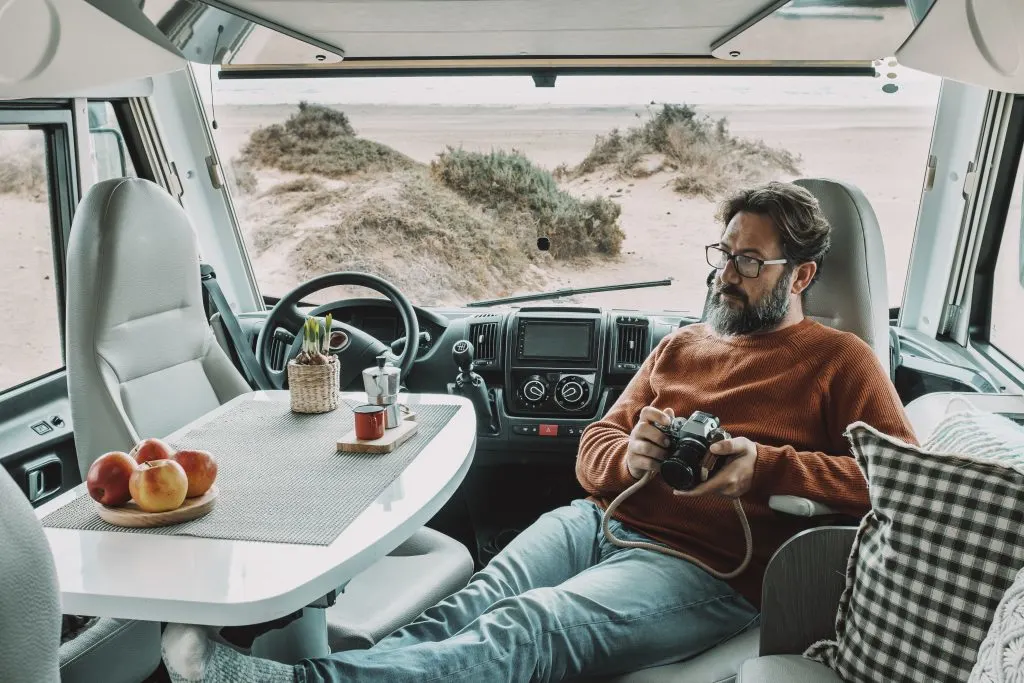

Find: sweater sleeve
<box><xmin>575</xmin><ymin>332</ymin><xmax>675</xmax><ymax>497</ymax></box>
<box><xmin>751</xmin><ymin>335</ymin><xmax>918</xmax><ymax>517</ymax></box>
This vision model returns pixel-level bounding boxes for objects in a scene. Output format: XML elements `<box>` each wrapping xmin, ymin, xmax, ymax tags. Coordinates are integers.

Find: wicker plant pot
<box><xmin>287</xmin><ymin>356</ymin><xmax>339</xmax><ymax>413</ymax></box>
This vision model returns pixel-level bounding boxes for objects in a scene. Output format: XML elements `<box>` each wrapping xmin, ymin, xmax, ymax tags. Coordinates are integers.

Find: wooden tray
<box><xmin>338</xmin><ymin>419</ymin><xmax>419</xmax><ymax>454</ymax></box>
<box><xmin>94</xmin><ymin>485</ymin><xmax>219</xmax><ymax>528</ymax></box>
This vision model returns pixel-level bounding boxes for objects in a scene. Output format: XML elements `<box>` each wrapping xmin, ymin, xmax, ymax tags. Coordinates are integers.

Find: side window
<box><xmin>990</xmin><ymin>156</ymin><xmax>1024</xmax><ymax>366</ymax></box>
<box><xmin>88</xmin><ymin>101</ymin><xmax>136</xmax><ymax>183</ymax></box>
<box><xmin>0</xmin><ymin>128</ymin><xmax>63</xmax><ymax>391</ymax></box>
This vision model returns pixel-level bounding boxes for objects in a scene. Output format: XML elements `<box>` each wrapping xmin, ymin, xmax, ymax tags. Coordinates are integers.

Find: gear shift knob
<box><xmin>453</xmin><ymin>340</ymin><xmax>474</xmax><ymax>373</ymax></box>
<box><xmin>450</xmin><ymin>340</ymin><xmax>495</xmax><ymax>434</ymax></box>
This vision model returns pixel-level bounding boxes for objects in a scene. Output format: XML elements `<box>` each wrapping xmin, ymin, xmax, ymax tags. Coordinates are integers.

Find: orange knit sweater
<box><xmin>576</xmin><ymin>317</ymin><xmax>917</xmax><ymax>608</ymax></box>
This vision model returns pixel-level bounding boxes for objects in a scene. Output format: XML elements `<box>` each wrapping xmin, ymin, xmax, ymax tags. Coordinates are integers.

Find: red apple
<box><xmin>86</xmin><ymin>451</ymin><xmax>136</xmax><ymax>506</ymax></box>
<box><xmin>129</xmin><ymin>460</ymin><xmax>188</xmax><ymax>512</ymax></box>
<box><xmin>172</xmin><ymin>449</ymin><xmax>218</xmax><ymax>498</ymax></box>
<box><xmin>130</xmin><ymin>437</ymin><xmax>175</xmax><ymax>465</ymax></box>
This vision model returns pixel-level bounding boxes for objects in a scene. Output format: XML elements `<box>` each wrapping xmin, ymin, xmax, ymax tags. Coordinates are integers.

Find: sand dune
<box><xmin>215</xmin><ymin>103</ymin><xmax>936</xmax><ymax>313</ymax></box>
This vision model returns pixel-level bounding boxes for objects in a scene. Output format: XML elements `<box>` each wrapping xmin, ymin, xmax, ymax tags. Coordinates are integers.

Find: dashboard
<box><xmin>326</xmin><ymin>302</ymin><xmax>690</xmax><ymax>455</ymax></box>
<box><xmin>248</xmin><ymin>300</ymin><xmax>696</xmax><ymax>459</ymax></box>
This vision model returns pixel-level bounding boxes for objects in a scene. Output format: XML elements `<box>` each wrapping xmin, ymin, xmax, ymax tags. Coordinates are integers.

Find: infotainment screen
<box><xmin>520</xmin><ymin>321</ymin><xmax>592</xmax><ymax>360</ymax></box>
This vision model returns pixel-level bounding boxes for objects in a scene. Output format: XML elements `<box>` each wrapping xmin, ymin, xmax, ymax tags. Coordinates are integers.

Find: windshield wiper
<box><xmin>466</xmin><ymin>278</ymin><xmax>674</xmax><ymax>308</ymax></box>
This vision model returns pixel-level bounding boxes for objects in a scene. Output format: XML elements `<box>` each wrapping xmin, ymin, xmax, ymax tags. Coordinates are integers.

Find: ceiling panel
<box><xmin>222</xmin><ymin>0</ymin><xmax>770</xmax><ymax>57</ymax></box>
<box><xmin>313</xmin><ymin>27</ymin><xmax>725</xmax><ymax>58</ymax></box>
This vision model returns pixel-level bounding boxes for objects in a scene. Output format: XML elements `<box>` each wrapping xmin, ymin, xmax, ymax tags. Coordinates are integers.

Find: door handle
<box><xmin>18</xmin><ymin>454</ymin><xmax>63</xmax><ymax>504</ymax></box>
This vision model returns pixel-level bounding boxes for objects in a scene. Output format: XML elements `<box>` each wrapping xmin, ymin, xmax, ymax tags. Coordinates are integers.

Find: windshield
<box><xmin>203</xmin><ymin>68</ymin><xmax>940</xmax><ymax>313</ymax></box>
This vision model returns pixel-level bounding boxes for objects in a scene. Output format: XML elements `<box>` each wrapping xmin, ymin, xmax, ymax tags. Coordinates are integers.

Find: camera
<box><xmin>653</xmin><ymin>411</ymin><xmax>730</xmax><ymax>491</ymax></box>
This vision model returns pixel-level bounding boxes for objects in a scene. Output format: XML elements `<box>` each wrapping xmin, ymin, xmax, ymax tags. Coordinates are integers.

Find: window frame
<box><xmin>0</xmin><ymin>98</ymin><xmax>161</xmax><ymax>397</ymax></box>
<box><xmin>0</xmin><ymin>107</ymin><xmax>78</xmax><ymax>393</ymax></box>
<box><xmin>965</xmin><ymin>94</ymin><xmax>1024</xmax><ymax>382</ymax></box>
<box><xmin>969</xmin><ymin>95</ymin><xmax>1024</xmax><ymax>345</ymax></box>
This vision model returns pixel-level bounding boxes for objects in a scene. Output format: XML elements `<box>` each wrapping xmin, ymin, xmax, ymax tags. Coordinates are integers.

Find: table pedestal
<box><xmin>251</xmin><ymin>607</ymin><xmax>330</xmax><ymax>664</ymax></box>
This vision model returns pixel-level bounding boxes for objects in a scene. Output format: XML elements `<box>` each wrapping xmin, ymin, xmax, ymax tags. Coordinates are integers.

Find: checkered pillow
<box><xmin>805</xmin><ymin>414</ymin><xmax>1024</xmax><ymax>683</ymax></box>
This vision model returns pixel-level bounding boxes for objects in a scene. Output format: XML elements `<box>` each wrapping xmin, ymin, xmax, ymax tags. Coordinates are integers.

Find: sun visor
<box><xmin>897</xmin><ymin>0</ymin><xmax>1024</xmax><ymax>93</ymax></box>
<box><xmin>0</xmin><ymin>0</ymin><xmax>184</xmax><ymax>100</ymax></box>
<box><xmin>83</xmin><ymin>0</ymin><xmax>344</xmax><ymax>67</ymax></box>
<box><xmin>712</xmin><ymin>0</ymin><xmax>929</xmax><ymax>63</ymax></box>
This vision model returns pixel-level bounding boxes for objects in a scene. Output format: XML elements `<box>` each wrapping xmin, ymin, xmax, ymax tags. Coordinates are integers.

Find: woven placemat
<box><xmin>41</xmin><ymin>400</ymin><xmax>460</xmax><ymax>545</ymax></box>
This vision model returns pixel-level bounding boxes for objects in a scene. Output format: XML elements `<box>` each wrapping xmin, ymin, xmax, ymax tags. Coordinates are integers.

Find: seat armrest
<box><xmin>768</xmin><ymin>495</ymin><xmax>839</xmax><ymax>517</ymax></box>
<box><xmin>759</xmin><ymin>526</ymin><xmax>858</xmax><ymax>657</ymax></box>
<box><xmin>904</xmin><ymin>392</ymin><xmax>1024</xmax><ymax>442</ymax></box>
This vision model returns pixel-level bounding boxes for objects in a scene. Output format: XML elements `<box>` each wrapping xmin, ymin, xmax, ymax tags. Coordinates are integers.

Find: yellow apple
<box><xmin>129</xmin><ymin>460</ymin><xmax>188</xmax><ymax>512</ymax></box>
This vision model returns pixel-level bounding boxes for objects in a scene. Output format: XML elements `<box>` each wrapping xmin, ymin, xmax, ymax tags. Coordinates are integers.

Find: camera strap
<box><xmin>601</xmin><ymin>471</ymin><xmax>752</xmax><ymax>580</ymax></box>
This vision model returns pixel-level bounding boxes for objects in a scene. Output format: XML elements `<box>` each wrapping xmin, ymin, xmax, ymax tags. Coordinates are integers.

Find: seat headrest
<box><xmin>794</xmin><ymin>178</ymin><xmax>890</xmax><ymax>374</ymax></box>
<box><xmin>68</xmin><ymin>178</ymin><xmax>204</xmax><ymax>335</ymax></box>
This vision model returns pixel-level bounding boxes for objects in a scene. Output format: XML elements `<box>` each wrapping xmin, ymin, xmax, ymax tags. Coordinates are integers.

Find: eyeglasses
<box><xmin>705</xmin><ymin>244</ymin><xmax>788</xmax><ymax>279</ymax></box>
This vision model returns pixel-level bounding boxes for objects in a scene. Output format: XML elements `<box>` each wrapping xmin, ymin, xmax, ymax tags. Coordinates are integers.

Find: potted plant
<box><xmin>287</xmin><ymin>314</ymin><xmax>339</xmax><ymax>413</ymax></box>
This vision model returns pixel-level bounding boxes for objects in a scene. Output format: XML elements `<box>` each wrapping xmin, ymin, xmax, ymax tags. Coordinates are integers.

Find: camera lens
<box><xmin>661</xmin><ymin>437</ymin><xmax>708</xmax><ymax>491</ymax></box>
<box><xmin>661</xmin><ymin>459</ymin><xmax>697</xmax><ymax>490</ymax></box>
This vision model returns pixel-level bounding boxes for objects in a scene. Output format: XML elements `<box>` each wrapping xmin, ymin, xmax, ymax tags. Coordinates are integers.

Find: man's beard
<box><xmin>706</xmin><ymin>270</ymin><xmax>793</xmax><ymax>336</ymax></box>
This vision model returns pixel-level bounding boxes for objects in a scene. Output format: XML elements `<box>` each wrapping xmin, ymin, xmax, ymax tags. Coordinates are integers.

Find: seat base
<box><xmin>326</xmin><ymin>527</ymin><xmax>474</xmax><ymax>651</ymax></box>
<box><xmin>59</xmin><ymin>618</ymin><xmax>161</xmax><ymax>683</ymax></box>
<box><xmin>589</xmin><ymin>627</ymin><xmax>760</xmax><ymax>683</ymax></box>
<box><xmin>738</xmin><ymin>654</ymin><xmax>842</xmax><ymax>683</ymax></box>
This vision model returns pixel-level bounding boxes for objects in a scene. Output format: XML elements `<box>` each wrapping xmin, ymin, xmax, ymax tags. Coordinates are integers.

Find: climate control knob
<box><xmin>554</xmin><ymin>376</ymin><xmax>591</xmax><ymax>411</ymax></box>
<box><xmin>519</xmin><ymin>375</ymin><xmax>549</xmax><ymax>406</ymax></box>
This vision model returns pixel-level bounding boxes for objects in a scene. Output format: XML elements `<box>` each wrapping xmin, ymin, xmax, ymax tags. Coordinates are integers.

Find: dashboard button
<box><xmin>539</xmin><ymin>424</ymin><xmax>558</xmax><ymax>437</ymax></box>
<box><xmin>31</xmin><ymin>421</ymin><xmax>52</xmax><ymax>435</ymax></box>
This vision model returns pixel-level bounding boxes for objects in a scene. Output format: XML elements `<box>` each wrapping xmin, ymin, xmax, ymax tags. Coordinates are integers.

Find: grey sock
<box><xmin>162</xmin><ymin>623</ymin><xmax>296</xmax><ymax>683</ymax></box>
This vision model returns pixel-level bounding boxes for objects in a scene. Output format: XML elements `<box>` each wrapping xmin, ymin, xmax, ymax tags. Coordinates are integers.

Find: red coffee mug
<box><xmin>353</xmin><ymin>404</ymin><xmax>385</xmax><ymax>441</ymax></box>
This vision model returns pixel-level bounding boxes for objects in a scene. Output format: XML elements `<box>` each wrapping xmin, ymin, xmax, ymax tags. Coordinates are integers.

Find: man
<box><xmin>161</xmin><ymin>181</ymin><xmax>917</xmax><ymax>683</ymax></box>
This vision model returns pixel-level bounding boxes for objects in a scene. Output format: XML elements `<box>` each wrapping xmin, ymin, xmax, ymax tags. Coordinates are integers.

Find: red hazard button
<box><xmin>539</xmin><ymin>424</ymin><xmax>559</xmax><ymax>437</ymax></box>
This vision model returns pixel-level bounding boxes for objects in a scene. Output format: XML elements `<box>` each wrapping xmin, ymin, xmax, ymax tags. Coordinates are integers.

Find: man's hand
<box><xmin>674</xmin><ymin>437</ymin><xmax>758</xmax><ymax>499</ymax></box>
<box><xmin>626</xmin><ymin>406</ymin><xmax>675</xmax><ymax>480</ymax></box>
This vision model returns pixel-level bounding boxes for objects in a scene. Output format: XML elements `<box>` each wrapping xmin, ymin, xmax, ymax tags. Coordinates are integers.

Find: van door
<box><xmin>0</xmin><ymin>102</ymin><xmax>138</xmax><ymax>505</ymax></box>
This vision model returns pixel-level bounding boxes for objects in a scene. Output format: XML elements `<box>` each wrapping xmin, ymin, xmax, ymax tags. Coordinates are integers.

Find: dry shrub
<box><xmin>240</xmin><ymin>102</ymin><xmax>415</xmax><ymax>178</ymax></box>
<box><xmin>565</xmin><ymin>104</ymin><xmax>802</xmax><ymax>199</ymax></box>
<box><xmin>0</xmin><ymin>147</ymin><xmax>46</xmax><ymax>199</ymax></box>
<box><xmin>229</xmin><ymin>158</ymin><xmax>258</xmax><ymax>195</ymax></box>
<box><xmin>431</xmin><ymin>147</ymin><xmax>624</xmax><ymax>259</ymax></box>
<box><xmin>264</xmin><ymin>176</ymin><xmax>325</xmax><ymax>196</ymax></box>
<box><xmin>235</xmin><ymin>105</ymin><xmax>628</xmax><ymax>304</ymax></box>
<box><xmin>287</xmin><ymin>170</ymin><xmax>545</xmax><ymax>304</ymax></box>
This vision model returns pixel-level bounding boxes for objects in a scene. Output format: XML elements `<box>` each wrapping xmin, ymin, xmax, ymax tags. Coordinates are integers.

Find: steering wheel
<box><xmin>255</xmin><ymin>272</ymin><xmax>420</xmax><ymax>391</ymax></box>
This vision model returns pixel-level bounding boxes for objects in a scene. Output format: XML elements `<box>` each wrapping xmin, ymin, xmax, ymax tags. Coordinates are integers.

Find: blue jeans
<box><xmin>295</xmin><ymin>499</ymin><xmax>759</xmax><ymax>683</ymax></box>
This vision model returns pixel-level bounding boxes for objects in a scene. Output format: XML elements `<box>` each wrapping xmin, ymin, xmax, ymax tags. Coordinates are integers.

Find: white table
<box><xmin>38</xmin><ymin>391</ymin><xmax>476</xmax><ymax>629</ymax></box>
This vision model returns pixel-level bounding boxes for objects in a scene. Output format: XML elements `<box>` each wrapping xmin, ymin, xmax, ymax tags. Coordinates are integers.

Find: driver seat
<box><xmin>65</xmin><ymin>178</ymin><xmax>473</xmax><ymax>658</ymax></box>
<box><xmin>592</xmin><ymin>177</ymin><xmax>892</xmax><ymax>683</ymax></box>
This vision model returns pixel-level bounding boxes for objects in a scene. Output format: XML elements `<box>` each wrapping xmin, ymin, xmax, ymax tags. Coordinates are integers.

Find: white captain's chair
<box><xmin>65</xmin><ymin>178</ymin><xmax>473</xmax><ymax>657</ymax></box>
<box><xmin>66</xmin><ymin>185</ymin><xmax>249</xmax><ymax>474</ymax></box>
<box><xmin>0</xmin><ymin>467</ymin><xmax>61</xmax><ymax>683</ymax></box>
<box><xmin>795</xmin><ymin>177</ymin><xmax>891</xmax><ymax>376</ymax></box>
<box><xmin>595</xmin><ymin>177</ymin><xmax>893</xmax><ymax>683</ymax></box>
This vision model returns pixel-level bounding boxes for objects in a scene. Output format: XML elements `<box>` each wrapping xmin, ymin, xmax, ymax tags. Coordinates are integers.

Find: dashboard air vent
<box><xmin>614</xmin><ymin>317</ymin><xmax>649</xmax><ymax>371</ymax></box>
<box><xmin>251</xmin><ymin>330</ymin><xmax>291</xmax><ymax>373</ymax></box>
<box><xmin>469</xmin><ymin>321</ymin><xmax>499</xmax><ymax>366</ymax></box>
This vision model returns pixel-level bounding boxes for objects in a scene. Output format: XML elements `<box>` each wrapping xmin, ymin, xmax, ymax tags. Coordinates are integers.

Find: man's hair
<box><xmin>716</xmin><ymin>181</ymin><xmax>832</xmax><ymax>288</ymax></box>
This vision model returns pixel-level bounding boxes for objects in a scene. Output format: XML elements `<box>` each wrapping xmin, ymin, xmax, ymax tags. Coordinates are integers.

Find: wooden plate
<box><xmin>94</xmin><ymin>485</ymin><xmax>219</xmax><ymax>528</ymax></box>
